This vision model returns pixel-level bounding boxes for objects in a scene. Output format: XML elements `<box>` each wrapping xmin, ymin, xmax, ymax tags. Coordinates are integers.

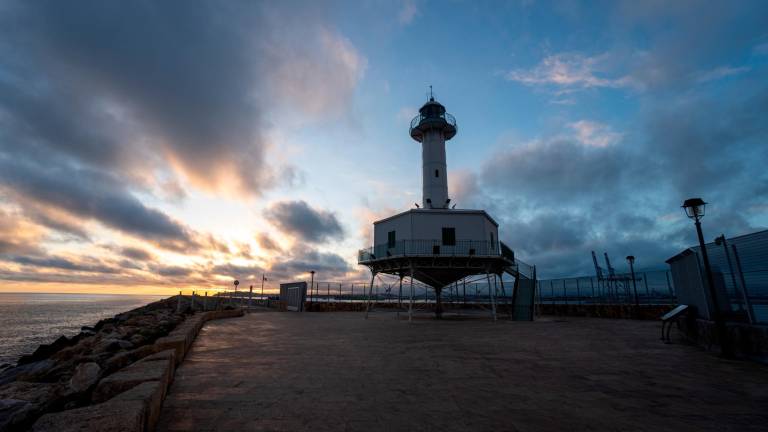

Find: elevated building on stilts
<box><xmin>358</xmin><ymin>93</ymin><xmax>536</xmax><ymax>320</ymax></box>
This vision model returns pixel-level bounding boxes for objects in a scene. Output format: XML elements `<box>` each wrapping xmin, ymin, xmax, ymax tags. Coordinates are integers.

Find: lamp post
<box><xmin>261</xmin><ymin>274</ymin><xmax>267</xmax><ymax>304</ymax></box>
<box><xmin>682</xmin><ymin>198</ymin><xmax>732</xmax><ymax>358</ymax></box>
<box><xmin>626</xmin><ymin>255</ymin><xmax>639</xmax><ymax>310</ymax></box>
<box><xmin>309</xmin><ymin>270</ymin><xmax>315</xmax><ymax>306</ymax></box>
<box><xmin>233</xmin><ymin>279</ymin><xmax>239</xmax><ymax>306</ymax></box>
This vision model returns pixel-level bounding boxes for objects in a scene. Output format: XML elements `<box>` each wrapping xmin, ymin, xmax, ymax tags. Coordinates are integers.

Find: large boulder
<box><xmin>0</xmin><ymin>360</ymin><xmax>54</xmax><ymax>386</ymax></box>
<box><xmin>67</xmin><ymin>362</ymin><xmax>101</xmax><ymax>394</ymax></box>
<box><xmin>0</xmin><ymin>382</ymin><xmax>62</xmax><ymax>430</ymax></box>
<box><xmin>0</xmin><ymin>398</ymin><xmax>35</xmax><ymax>431</ymax></box>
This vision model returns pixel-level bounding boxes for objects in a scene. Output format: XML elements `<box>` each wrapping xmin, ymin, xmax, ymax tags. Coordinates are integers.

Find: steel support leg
<box><xmin>408</xmin><ymin>267</ymin><xmax>415</xmax><ymax>323</ymax></box>
<box><xmin>365</xmin><ymin>272</ymin><xmax>376</xmax><ymax>320</ymax></box>
<box><xmin>487</xmin><ymin>272</ymin><xmax>497</xmax><ymax>322</ymax></box>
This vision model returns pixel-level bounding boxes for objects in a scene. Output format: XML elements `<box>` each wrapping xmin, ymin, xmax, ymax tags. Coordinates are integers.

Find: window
<box><xmin>435</xmin><ymin>169</ymin><xmax>439</xmax><ymax>178</ymax></box>
<box><xmin>490</xmin><ymin>232</ymin><xmax>494</xmax><ymax>246</ymax></box>
<box><xmin>387</xmin><ymin>231</ymin><xmax>396</xmax><ymax>248</ymax></box>
<box><xmin>442</xmin><ymin>227</ymin><xmax>456</xmax><ymax>246</ymax></box>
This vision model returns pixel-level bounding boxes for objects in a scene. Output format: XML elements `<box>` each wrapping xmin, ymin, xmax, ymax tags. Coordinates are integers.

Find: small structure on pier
<box><xmin>358</xmin><ymin>93</ymin><xmax>535</xmax><ymax>320</ymax></box>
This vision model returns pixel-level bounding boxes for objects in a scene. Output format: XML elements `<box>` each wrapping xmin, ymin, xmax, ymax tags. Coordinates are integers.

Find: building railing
<box><xmin>358</xmin><ymin>239</ymin><xmax>500</xmax><ymax>263</ymax></box>
<box><xmin>409</xmin><ymin>112</ymin><xmax>457</xmax><ymax>132</ymax></box>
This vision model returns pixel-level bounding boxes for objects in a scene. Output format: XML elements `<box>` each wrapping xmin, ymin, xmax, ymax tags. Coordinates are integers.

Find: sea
<box><xmin>0</xmin><ymin>293</ymin><xmax>165</xmax><ymax>366</ymax></box>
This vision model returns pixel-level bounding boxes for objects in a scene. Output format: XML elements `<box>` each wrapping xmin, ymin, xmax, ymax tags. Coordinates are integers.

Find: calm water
<box><xmin>0</xmin><ymin>293</ymin><xmax>165</xmax><ymax>366</ymax></box>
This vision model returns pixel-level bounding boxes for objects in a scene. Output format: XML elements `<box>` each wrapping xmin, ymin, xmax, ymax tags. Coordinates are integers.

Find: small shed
<box><xmin>666</xmin><ymin>248</ymin><xmax>730</xmax><ymax>320</ymax></box>
<box><xmin>279</xmin><ymin>282</ymin><xmax>307</xmax><ymax>312</ymax></box>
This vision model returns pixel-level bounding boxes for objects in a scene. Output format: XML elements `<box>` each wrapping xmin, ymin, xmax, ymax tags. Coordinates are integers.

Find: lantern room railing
<box><xmin>409</xmin><ymin>112</ymin><xmax>457</xmax><ymax>134</ymax></box>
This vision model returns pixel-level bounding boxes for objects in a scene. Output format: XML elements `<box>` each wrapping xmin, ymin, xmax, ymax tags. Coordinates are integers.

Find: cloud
<box><xmin>0</xmin><ymin>210</ymin><xmax>45</xmax><ymax>255</ymax></box>
<box><xmin>269</xmin><ymin>248</ymin><xmax>352</xmax><ymax>281</ymax></box>
<box><xmin>505</xmin><ymin>53</ymin><xmax>635</xmax><ymax>91</ymax></box>
<box><xmin>9</xmin><ymin>255</ymin><xmax>117</xmax><ymax>274</ymax></box>
<box><xmin>482</xmin><ymin>137</ymin><xmax>627</xmax><ymax>208</ymax></box>
<box><xmin>0</xmin><ymin>1</ymin><xmax>365</xmax><ymax>197</ymax></box>
<box><xmin>266</xmin><ymin>26</ymin><xmax>366</xmax><ymax>121</ymax></box>
<box><xmin>398</xmin><ymin>0</ymin><xmax>419</xmax><ymax>25</ymax></box>
<box><xmin>256</xmin><ymin>233</ymin><xmax>282</xmax><ymax>253</ymax></box>
<box><xmin>0</xmin><ymin>156</ymin><xmax>196</xmax><ymax>251</ymax></box>
<box><xmin>479</xmin><ymin>85</ymin><xmax>768</xmax><ymax>277</ymax></box>
<box><xmin>265</xmin><ymin>200</ymin><xmax>344</xmax><ymax>243</ymax></box>
<box><xmin>695</xmin><ymin>66</ymin><xmax>751</xmax><ymax>83</ymax></box>
<box><xmin>568</xmin><ymin>120</ymin><xmax>623</xmax><ymax>148</ymax></box>
<box><xmin>120</xmin><ymin>247</ymin><xmax>154</xmax><ymax>262</ymax></box>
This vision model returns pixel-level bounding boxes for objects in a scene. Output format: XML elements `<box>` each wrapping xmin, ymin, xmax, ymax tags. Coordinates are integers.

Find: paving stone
<box><xmin>157</xmin><ymin>312</ymin><xmax>768</xmax><ymax>432</ymax></box>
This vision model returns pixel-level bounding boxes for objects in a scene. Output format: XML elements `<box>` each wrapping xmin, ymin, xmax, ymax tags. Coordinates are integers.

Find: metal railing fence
<box><xmin>359</xmin><ymin>239</ymin><xmax>500</xmax><ymax>263</ymax></box>
<box><xmin>535</xmin><ymin>270</ymin><xmax>676</xmax><ymax>307</ymax></box>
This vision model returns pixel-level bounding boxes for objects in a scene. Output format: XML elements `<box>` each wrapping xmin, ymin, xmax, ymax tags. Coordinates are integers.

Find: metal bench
<box><xmin>660</xmin><ymin>304</ymin><xmax>689</xmax><ymax>343</ymax></box>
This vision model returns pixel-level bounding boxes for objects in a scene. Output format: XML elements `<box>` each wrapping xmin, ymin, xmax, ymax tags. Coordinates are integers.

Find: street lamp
<box><xmin>626</xmin><ymin>255</ymin><xmax>639</xmax><ymax>310</ymax></box>
<box><xmin>681</xmin><ymin>198</ymin><xmax>733</xmax><ymax>358</ymax></box>
<box><xmin>309</xmin><ymin>270</ymin><xmax>315</xmax><ymax>306</ymax></box>
<box><xmin>233</xmin><ymin>279</ymin><xmax>239</xmax><ymax>306</ymax></box>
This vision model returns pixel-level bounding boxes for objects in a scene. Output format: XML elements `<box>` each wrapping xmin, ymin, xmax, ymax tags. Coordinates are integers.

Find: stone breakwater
<box><xmin>0</xmin><ymin>296</ymin><xmax>243</xmax><ymax>432</ymax></box>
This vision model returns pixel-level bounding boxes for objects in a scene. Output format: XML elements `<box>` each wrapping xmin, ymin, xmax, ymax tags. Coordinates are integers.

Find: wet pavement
<box><xmin>158</xmin><ymin>311</ymin><xmax>768</xmax><ymax>431</ymax></box>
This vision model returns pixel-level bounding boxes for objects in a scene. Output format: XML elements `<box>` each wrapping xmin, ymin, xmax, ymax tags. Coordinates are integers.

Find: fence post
<box><xmin>327</xmin><ymin>283</ymin><xmax>330</xmax><ymax>304</ymax></box>
<box><xmin>665</xmin><ymin>271</ymin><xmax>673</xmax><ymax>300</ymax></box>
<box><xmin>204</xmin><ymin>291</ymin><xmax>208</xmax><ymax>311</ymax></box>
<box><xmin>590</xmin><ymin>277</ymin><xmax>595</xmax><ymax>300</ymax></box>
<box><xmin>643</xmin><ymin>273</ymin><xmax>649</xmax><ymax>298</ymax></box>
<box><xmin>550</xmin><ymin>280</ymin><xmax>554</xmax><ymax>306</ymax></box>
<box><xmin>177</xmin><ymin>291</ymin><xmax>182</xmax><ymax>312</ymax></box>
<box><xmin>731</xmin><ymin>244</ymin><xmax>756</xmax><ymax>324</ymax></box>
<box><xmin>563</xmin><ymin>279</ymin><xmax>567</xmax><ymax>305</ymax></box>
<box><xmin>576</xmin><ymin>278</ymin><xmax>580</xmax><ymax>305</ymax></box>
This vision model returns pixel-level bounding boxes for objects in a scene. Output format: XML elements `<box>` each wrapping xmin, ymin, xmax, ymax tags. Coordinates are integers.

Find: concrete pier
<box><xmin>158</xmin><ymin>312</ymin><xmax>768</xmax><ymax>431</ymax></box>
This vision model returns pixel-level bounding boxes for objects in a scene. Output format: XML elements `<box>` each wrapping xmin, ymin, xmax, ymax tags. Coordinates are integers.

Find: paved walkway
<box><xmin>158</xmin><ymin>312</ymin><xmax>768</xmax><ymax>431</ymax></box>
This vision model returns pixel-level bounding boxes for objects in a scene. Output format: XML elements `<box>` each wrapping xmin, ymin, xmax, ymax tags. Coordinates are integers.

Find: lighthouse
<box><xmin>409</xmin><ymin>95</ymin><xmax>457</xmax><ymax>209</ymax></box>
<box><xmin>358</xmin><ymin>93</ymin><xmax>535</xmax><ymax>320</ymax></box>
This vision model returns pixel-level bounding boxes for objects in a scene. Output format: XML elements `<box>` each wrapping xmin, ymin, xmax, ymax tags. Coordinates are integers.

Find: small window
<box><xmin>387</xmin><ymin>231</ymin><xmax>396</xmax><ymax>248</ymax></box>
<box><xmin>442</xmin><ymin>227</ymin><xmax>456</xmax><ymax>246</ymax></box>
<box><xmin>435</xmin><ymin>169</ymin><xmax>439</xmax><ymax>178</ymax></box>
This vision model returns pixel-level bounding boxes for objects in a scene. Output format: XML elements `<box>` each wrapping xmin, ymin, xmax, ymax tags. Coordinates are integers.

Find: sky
<box><xmin>1</xmin><ymin>0</ymin><xmax>767</xmax><ymax>294</ymax></box>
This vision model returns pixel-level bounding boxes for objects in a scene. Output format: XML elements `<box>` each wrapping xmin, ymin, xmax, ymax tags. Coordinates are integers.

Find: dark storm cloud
<box><xmin>9</xmin><ymin>255</ymin><xmax>117</xmax><ymax>274</ymax></box>
<box><xmin>0</xmin><ymin>0</ymin><xmax>271</xmax><ymax>193</ymax></box>
<box><xmin>264</xmin><ymin>201</ymin><xmax>344</xmax><ymax>243</ymax></box>
<box><xmin>482</xmin><ymin>85</ymin><xmax>768</xmax><ymax>277</ymax></box>
<box><xmin>256</xmin><ymin>233</ymin><xmax>282</xmax><ymax>253</ymax></box>
<box><xmin>482</xmin><ymin>138</ymin><xmax>628</xmax><ymax>207</ymax></box>
<box><xmin>270</xmin><ymin>248</ymin><xmax>352</xmax><ymax>280</ymax></box>
<box><xmin>120</xmin><ymin>247</ymin><xmax>154</xmax><ymax>262</ymax></box>
<box><xmin>0</xmin><ymin>156</ymin><xmax>195</xmax><ymax>250</ymax></box>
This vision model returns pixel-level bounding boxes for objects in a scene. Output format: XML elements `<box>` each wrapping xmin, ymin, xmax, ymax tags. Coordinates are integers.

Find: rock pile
<box><xmin>0</xmin><ymin>297</ymin><xmax>190</xmax><ymax>431</ymax></box>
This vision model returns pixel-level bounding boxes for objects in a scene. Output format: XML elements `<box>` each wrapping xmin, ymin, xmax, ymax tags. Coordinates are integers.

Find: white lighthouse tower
<box><xmin>358</xmin><ymin>93</ymin><xmax>536</xmax><ymax>320</ymax></box>
<box><xmin>409</xmin><ymin>93</ymin><xmax>457</xmax><ymax>209</ymax></box>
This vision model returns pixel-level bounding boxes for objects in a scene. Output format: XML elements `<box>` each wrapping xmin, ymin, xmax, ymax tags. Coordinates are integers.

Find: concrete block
<box><xmin>92</xmin><ymin>357</ymin><xmax>172</xmax><ymax>403</ymax></box>
<box><xmin>114</xmin><ymin>381</ymin><xmax>165</xmax><ymax>432</ymax></box>
<box><xmin>153</xmin><ymin>335</ymin><xmax>186</xmax><ymax>366</ymax></box>
<box><xmin>32</xmin><ymin>399</ymin><xmax>145</xmax><ymax>432</ymax></box>
<box><xmin>137</xmin><ymin>350</ymin><xmax>176</xmax><ymax>385</ymax></box>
